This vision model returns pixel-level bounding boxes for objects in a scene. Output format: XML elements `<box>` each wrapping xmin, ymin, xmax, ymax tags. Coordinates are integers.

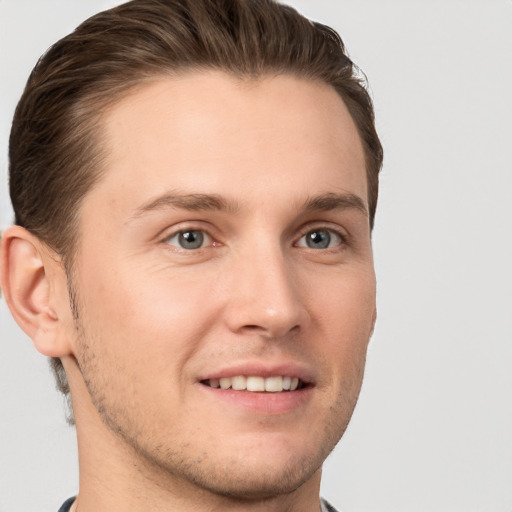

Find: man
<box><xmin>0</xmin><ymin>0</ymin><xmax>382</xmax><ymax>510</ymax></box>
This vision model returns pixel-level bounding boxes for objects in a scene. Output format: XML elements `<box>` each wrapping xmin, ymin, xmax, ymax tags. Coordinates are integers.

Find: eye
<box><xmin>296</xmin><ymin>228</ymin><xmax>343</xmax><ymax>249</ymax></box>
<box><xmin>165</xmin><ymin>230</ymin><xmax>211</xmax><ymax>250</ymax></box>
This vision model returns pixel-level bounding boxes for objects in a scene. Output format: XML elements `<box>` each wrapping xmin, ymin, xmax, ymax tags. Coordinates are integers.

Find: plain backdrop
<box><xmin>1</xmin><ymin>1</ymin><xmax>511</xmax><ymax>511</ymax></box>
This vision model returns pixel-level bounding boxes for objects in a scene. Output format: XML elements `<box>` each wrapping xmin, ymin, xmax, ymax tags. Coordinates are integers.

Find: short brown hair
<box><xmin>9</xmin><ymin>0</ymin><xmax>383</xmax><ymax>401</ymax></box>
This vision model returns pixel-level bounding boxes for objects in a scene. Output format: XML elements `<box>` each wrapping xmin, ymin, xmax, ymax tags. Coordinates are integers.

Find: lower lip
<box><xmin>197</xmin><ymin>384</ymin><xmax>313</xmax><ymax>415</ymax></box>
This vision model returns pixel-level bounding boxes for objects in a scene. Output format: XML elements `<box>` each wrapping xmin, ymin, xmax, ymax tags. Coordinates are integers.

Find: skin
<box><xmin>1</xmin><ymin>71</ymin><xmax>376</xmax><ymax>512</ymax></box>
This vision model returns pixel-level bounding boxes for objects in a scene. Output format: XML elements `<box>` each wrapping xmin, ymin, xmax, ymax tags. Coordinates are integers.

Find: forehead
<box><xmin>87</xmin><ymin>71</ymin><xmax>367</xmax><ymax>218</ymax></box>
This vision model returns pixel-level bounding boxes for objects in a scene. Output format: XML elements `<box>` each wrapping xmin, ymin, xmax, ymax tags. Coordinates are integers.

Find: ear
<box><xmin>0</xmin><ymin>225</ymin><xmax>73</xmax><ymax>357</ymax></box>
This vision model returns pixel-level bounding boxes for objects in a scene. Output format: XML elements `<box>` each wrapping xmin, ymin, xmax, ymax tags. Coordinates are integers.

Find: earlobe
<box><xmin>0</xmin><ymin>226</ymin><xmax>72</xmax><ymax>357</ymax></box>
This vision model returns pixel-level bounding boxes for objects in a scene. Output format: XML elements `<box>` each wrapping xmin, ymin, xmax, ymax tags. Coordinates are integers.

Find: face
<box><xmin>65</xmin><ymin>71</ymin><xmax>376</xmax><ymax>499</ymax></box>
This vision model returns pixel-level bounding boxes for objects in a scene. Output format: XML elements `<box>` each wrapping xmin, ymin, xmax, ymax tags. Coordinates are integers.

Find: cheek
<box><xmin>311</xmin><ymin>267</ymin><xmax>376</xmax><ymax>380</ymax></box>
<box><xmin>314</xmin><ymin>265</ymin><xmax>376</xmax><ymax>332</ymax></box>
<box><xmin>76</xmin><ymin>259</ymin><xmax>223</xmax><ymax>377</ymax></box>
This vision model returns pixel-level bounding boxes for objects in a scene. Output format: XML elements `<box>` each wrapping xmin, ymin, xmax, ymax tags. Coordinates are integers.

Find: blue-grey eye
<box><xmin>167</xmin><ymin>230</ymin><xmax>208</xmax><ymax>250</ymax></box>
<box><xmin>297</xmin><ymin>229</ymin><xmax>342</xmax><ymax>249</ymax></box>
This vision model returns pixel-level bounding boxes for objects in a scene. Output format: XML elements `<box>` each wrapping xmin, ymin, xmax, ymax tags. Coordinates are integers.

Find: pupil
<box><xmin>179</xmin><ymin>231</ymin><xmax>204</xmax><ymax>249</ymax></box>
<box><xmin>307</xmin><ymin>230</ymin><xmax>330</xmax><ymax>249</ymax></box>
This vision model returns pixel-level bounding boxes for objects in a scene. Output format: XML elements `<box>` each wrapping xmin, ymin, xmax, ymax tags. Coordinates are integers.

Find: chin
<box><xmin>171</xmin><ymin>451</ymin><xmax>325</xmax><ymax>501</ymax></box>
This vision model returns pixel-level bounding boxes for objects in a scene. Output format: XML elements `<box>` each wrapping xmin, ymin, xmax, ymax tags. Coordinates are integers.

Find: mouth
<box><xmin>201</xmin><ymin>375</ymin><xmax>308</xmax><ymax>392</ymax></box>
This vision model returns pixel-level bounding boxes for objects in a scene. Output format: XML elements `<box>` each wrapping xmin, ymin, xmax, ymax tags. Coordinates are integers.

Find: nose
<box><xmin>222</xmin><ymin>244</ymin><xmax>310</xmax><ymax>339</ymax></box>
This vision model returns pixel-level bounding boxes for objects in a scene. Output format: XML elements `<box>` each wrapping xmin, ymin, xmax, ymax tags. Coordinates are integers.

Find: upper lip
<box><xmin>197</xmin><ymin>361</ymin><xmax>315</xmax><ymax>385</ymax></box>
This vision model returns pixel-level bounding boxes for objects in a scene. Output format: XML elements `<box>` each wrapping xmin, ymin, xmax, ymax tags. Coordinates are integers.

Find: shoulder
<box><xmin>57</xmin><ymin>497</ymin><xmax>76</xmax><ymax>512</ymax></box>
<box><xmin>321</xmin><ymin>497</ymin><xmax>341</xmax><ymax>512</ymax></box>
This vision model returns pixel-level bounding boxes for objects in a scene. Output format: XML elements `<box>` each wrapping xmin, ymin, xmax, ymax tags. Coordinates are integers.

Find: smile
<box><xmin>203</xmin><ymin>376</ymin><xmax>304</xmax><ymax>392</ymax></box>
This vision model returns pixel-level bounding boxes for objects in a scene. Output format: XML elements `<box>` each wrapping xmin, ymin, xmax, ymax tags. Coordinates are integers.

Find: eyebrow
<box><xmin>302</xmin><ymin>192</ymin><xmax>368</xmax><ymax>217</ymax></box>
<box><xmin>130</xmin><ymin>191</ymin><xmax>241</xmax><ymax>219</ymax></box>
<box><xmin>130</xmin><ymin>190</ymin><xmax>367</xmax><ymax>219</ymax></box>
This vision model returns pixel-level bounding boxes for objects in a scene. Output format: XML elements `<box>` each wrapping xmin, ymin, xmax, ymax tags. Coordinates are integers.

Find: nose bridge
<box><xmin>224</xmin><ymin>237</ymin><xmax>307</xmax><ymax>338</ymax></box>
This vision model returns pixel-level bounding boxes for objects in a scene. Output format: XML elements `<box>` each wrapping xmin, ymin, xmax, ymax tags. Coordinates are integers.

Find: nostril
<box><xmin>240</xmin><ymin>323</ymin><xmax>301</xmax><ymax>338</ymax></box>
<box><xmin>240</xmin><ymin>324</ymin><xmax>269</xmax><ymax>335</ymax></box>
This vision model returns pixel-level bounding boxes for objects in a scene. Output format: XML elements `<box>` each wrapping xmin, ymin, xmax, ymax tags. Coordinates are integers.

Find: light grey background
<box><xmin>1</xmin><ymin>1</ymin><xmax>511</xmax><ymax>511</ymax></box>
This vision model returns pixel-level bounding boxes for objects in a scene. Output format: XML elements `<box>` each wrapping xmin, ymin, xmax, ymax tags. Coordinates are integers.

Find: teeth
<box><xmin>219</xmin><ymin>377</ymin><xmax>231</xmax><ymax>390</ymax></box>
<box><xmin>206</xmin><ymin>376</ymin><xmax>303</xmax><ymax>392</ymax></box>
<box><xmin>265</xmin><ymin>376</ymin><xmax>283</xmax><ymax>392</ymax></box>
<box><xmin>246</xmin><ymin>376</ymin><xmax>265</xmax><ymax>392</ymax></box>
<box><xmin>231</xmin><ymin>376</ymin><xmax>247</xmax><ymax>390</ymax></box>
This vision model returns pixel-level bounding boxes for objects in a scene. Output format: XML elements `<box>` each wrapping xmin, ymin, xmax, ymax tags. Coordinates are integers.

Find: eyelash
<box><xmin>295</xmin><ymin>226</ymin><xmax>349</xmax><ymax>251</ymax></box>
<box><xmin>163</xmin><ymin>228</ymin><xmax>216</xmax><ymax>251</ymax></box>
<box><xmin>161</xmin><ymin>224</ymin><xmax>349</xmax><ymax>252</ymax></box>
